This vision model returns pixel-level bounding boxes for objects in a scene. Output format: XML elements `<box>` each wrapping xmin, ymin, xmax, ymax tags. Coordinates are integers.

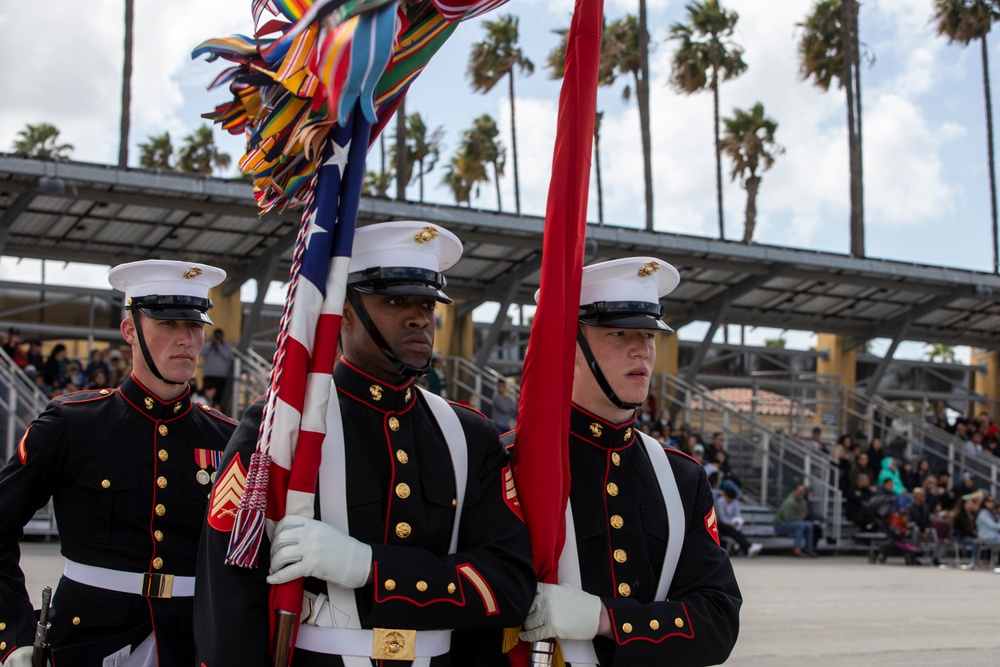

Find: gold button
<box><xmin>416</xmin><ymin>581</ymin><xmax>428</xmax><ymax>592</ymax></box>
<box><xmin>395</xmin><ymin>522</ymin><xmax>411</xmax><ymax>538</ymax></box>
<box><xmin>157</xmin><ymin>476</ymin><xmax>168</xmax><ymax>489</ymax></box>
<box><xmin>158</xmin><ymin>449</ymin><xmax>168</xmax><ymax>462</ymax></box>
<box><xmin>101</xmin><ymin>479</ymin><xmax>111</xmax><ymax>489</ymax></box>
<box><xmin>389</xmin><ymin>417</ymin><xmax>400</xmax><ymax>432</ymax></box>
<box><xmin>610</xmin><ymin>515</ymin><xmax>624</xmax><ymax>529</ymax></box>
<box><xmin>384</xmin><ymin>579</ymin><xmax>396</xmax><ymax>591</ymax></box>
<box><xmin>395</xmin><ymin>483</ymin><xmax>411</xmax><ymax>499</ymax></box>
<box><xmin>618</xmin><ymin>583</ymin><xmax>631</xmax><ymax>597</ymax></box>
<box><xmin>0</xmin><ymin>641</ymin><xmax>5</xmax><ymax>650</ymax></box>
<box><xmin>0</xmin><ymin>622</ymin><xmax>6</xmax><ymax>630</ymax></box>
<box><xmin>152</xmin><ymin>557</ymin><xmax>163</xmax><ymax>570</ymax></box>
<box><xmin>675</xmin><ymin>617</ymin><xmax>684</xmax><ymax>628</ymax></box>
<box><xmin>622</xmin><ymin>622</ymin><xmax>633</xmax><ymax>634</ymax></box>
<box><xmin>451</xmin><ymin>498</ymin><xmax>457</xmax><ymax>508</ymax></box>
<box><xmin>155</xmin><ymin>504</ymin><xmax>166</xmax><ymax>517</ymax></box>
<box><xmin>202</xmin><ymin>404</ymin><xmax>211</xmax><ymax>412</ymax></box>
<box><xmin>100</xmin><ymin>389</ymin><xmax>110</xmax><ymax>395</ymax></box>
<box><xmin>158</xmin><ymin>425</ymin><xmax>168</xmax><ymax>437</ymax></box>
<box><xmin>396</xmin><ymin>449</ymin><xmax>409</xmax><ymax>464</ymax></box>
<box><xmin>607</xmin><ymin>483</ymin><xmax>619</xmax><ymax>497</ymax></box>
<box><xmin>447</xmin><ymin>583</ymin><xmax>456</xmax><ymax>594</ymax></box>
<box><xmin>154</xmin><ymin>530</ymin><xmax>163</xmax><ymax>542</ymax></box>
<box><xmin>614</xmin><ymin>549</ymin><xmax>627</xmax><ymax>563</ymax></box>
<box><xmin>611</xmin><ymin>452</ymin><xmax>621</xmax><ymax>466</ymax></box>
<box><xmin>650</xmin><ymin>619</ymin><xmax>660</xmax><ymax>630</ymax></box>
<box><xmin>72</xmin><ymin>617</ymin><xmax>81</xmax><ymax>626</ymax></box>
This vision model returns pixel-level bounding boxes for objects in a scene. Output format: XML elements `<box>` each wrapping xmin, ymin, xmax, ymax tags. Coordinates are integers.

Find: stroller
<box><xmin>862</xmin><ymin>494</ymin><xmax>922</xmax><ymax>565</ymax></box>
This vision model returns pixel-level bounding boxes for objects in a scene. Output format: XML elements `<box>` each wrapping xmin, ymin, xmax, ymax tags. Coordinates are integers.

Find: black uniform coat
<box><xmin>194</xmin><ymin>359</ymin><xmax>535</xmax><ymax>667</ymax></box>
<box><xmin>503</xmin><ymin>406</ymin><xmax>741</xmax><ymax>667</ymax></box>
<box><xmin>0</xmin><ymin>374</ymin><xmax>236</xmax><ymax>666</ymax></box>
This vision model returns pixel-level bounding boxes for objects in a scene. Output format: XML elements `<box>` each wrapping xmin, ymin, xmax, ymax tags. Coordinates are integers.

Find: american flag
<box><xmin>225</xmin><ymin>110</ymin><xmax>371</xmax><ymax>629</ymax></box>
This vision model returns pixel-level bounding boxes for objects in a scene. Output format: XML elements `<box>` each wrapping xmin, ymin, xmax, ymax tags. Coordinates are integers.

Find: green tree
<box><xmin>548</xmin><ymin>13</ymin><xmax>654</xmax><ymax>230</ymax></box>
<box><xmin>11</xmin><ymin>123</ymin><xmax>74</xmax><ymax>160</ymax></box>
<box><xmin>933</xmin><ymin>0</ymin><xmax>1000</xmax><ymax>274</ymax></box>
<box><xmin>404</xmin><ymin>113</ymin><xmax>444</xmax><ymax>203</ymax></box>
<box><xmin>468</xmin><ymin>114</ymin><xmax>506</xmax><ymax>212</ymax></box>
<box><xmin>924</xmin><ymin>343</ymin><xmax>957</xmax><ymax>363</ymax></box>
<box><xmin>798</xmin><ymin>0</ymin><xmax>865</xmax><ymax>258</ymax></box>
<box><xmin>720</xmin><ymin>103</ymin><xmax>783</xmax><ymax>244</ymax></box>
<box><xmin>669</xmin><ymin>0</ymin><xmax>748</xmax><ymax>241</ymax></box>
<box><xmin>468</xmin><ymin>14</ymin><xmax>534</xmax><ymax>214</ymax></box>
<box><xmin>177</xmin><ymin>124</ymin><xmax>231</xmax><ymax>175</ymax></box>
<box><xmin>443</xmin><ymin>153</ymin><xmax>478</xmax><ymax>207</ymax></box>
<box><xmin>138</xmin><ymin>131</ymin><xmax>173</xmax><ymax>169</ymax></box>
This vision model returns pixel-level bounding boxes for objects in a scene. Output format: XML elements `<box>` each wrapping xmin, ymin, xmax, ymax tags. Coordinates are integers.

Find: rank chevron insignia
<box><xmin>207</xmin><ymin>456</ymin><xmax>248</xmax><ymax>533</ymax></box>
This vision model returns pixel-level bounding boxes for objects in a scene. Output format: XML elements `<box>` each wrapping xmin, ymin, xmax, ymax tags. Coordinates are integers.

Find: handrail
<box><xmin>441</xmin><ymin>355</ymin><xmax>519</xmax><ymax>414</ymax></box>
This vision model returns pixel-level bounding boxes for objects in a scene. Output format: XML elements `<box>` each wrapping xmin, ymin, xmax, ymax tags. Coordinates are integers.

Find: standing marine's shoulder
<box><xmin>50</xmin><ymin>387</ymin><xmax>118</xmax><ymax>409</ymax></box>
<box><xmin>191</xmin><ymin>401</ymin><xmax>239</xmax><ymax>430</ymax></box>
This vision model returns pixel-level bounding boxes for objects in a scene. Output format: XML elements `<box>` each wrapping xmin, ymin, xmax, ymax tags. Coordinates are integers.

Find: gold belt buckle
<box><xmin>141</xmin><ymin>572</ymin><xmax>175</xmax><ymax>598</ymax></box>
<box><xmin>371</xmin><ymin>628</ymin><xmax>416</xmax><ymax>662</ymax></box>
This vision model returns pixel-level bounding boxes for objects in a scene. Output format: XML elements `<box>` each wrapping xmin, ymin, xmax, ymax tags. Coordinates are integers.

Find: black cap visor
<box><xmin>349</xmin><ymin>267</ymin><xmax>453</xmax><ymax>304</ymax></box>
<box><xmin>129</xmin><ymin>295</ymin><xmax>213</xmax><ymax>324</ymax></box>
<box><xmin>579</xmin><ymin>301</ymin><xmax>673</xmax><ymax>332</ymax></box>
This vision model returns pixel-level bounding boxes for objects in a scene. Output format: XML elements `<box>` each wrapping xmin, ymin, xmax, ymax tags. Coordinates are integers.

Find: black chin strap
<box><xmin>347</xmin><ymin>289</ymin><xmax>431</xmax><ymax>377</ymax></box>
<box><xmin>131</xmin><ymin>311</ymin><xmax>184</xmax><ymax>386</ymax></box>
<box><xmin>576</xmin><ymin>326</ymin><xmax>641</xmax><ymax>410</ymax></box>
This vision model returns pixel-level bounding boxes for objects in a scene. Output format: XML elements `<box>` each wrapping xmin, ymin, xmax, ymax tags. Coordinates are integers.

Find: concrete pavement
<box><xmin>17</xmin><ymin>539</ymin><xmax>1000</xmax><ymax>666</ymax></box>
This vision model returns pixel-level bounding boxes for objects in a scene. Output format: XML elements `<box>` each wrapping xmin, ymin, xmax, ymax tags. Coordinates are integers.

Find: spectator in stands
<box><xmin>877</xmin><ymin>457</ymin><xmax>907</xmax><ymax>496</ymax></box>
<box><xmin>913</xmin><ymin>458</ymin><xmax>933</xmax><ymax>488</ymax></box>
<box><xmin>927</xmin><ymin>400</ymin><xmax>949</xmax><ymax>430</ymax></box>
<box><xmin>832</xmin><ymin>434</ymin><xmax>857</xmax><ymax>490</ymax></box>
<box><xmin>25</xmin><ymin>339</ymin><xmax>43</xmax><ymax>371</ymax></box>
<box><xmin>937</xmin><ymin>472</ymin><xmax>959</xmax><ymax>511</ymax></box>
<box><xmin>491</xmin><ymin>378</ymin><xmax>517</xmax><ymax>433</ymax></box>
<box><xmin>88</xmin><ymin>368</ymin><xmax>110</xmax><ymax>391</ymax></box>
<box><xmin>923</xmin><ymin>476</ymin><xmax>945</xmax><ymax>513</ymax></box>
<box><xmin>983</xmin><ymin>434</ymin><xmax>1000</xmax><ymax>458</ymax></box>
<box><xmin>426</xmin><ymin>355</ymin><xmax>448</xmax><ymax>397</ymax></box>
<box><xmin>773</xmin><ymin>484</ymin><xmax>817</xmax><ymax>557</ymax></box>
<box><xmin>845</xmin><ymin>472</ymin><xmax>875</xmax><ymax>528</ymax></box>
<box><xmin>866</xmin><ymin>436</ymin><xmax>886</xmax><ymax>474</ymax></box>
<box><xmin>706</xmin><ymin>432</ymin><xmax>725</xmax><ymax>462</ymax></box>
<box><xmin>42</xmin><ymin>343</ymin><xmax>68</xmax><ymax>389</ymax></box>
<box><xmin>715</xmin><ymin>482</ymin><xmax>762</xmax><ymax>558</ymax></box>
<box><xmin>899</xmin><ymin>460</ymin><xmax>919</xmax><ymax>491</ymax></box>
<box><xmin>951</xmin><ymin>491</ymin><xmax>982</xmax><ymax>569</ymax></box>
<box><xmin>848</xmin><ymin>451</ymin><xmax>873</xmax><ymax>488</ymax></box>
<box><xmin>188</xmin><ymin>378</ymin><xmax>207</xmax><ymax>404</ymax></box>
<box><xmin>65</xmin><ymin>361</ymin><xmax>86</xmax><ymax>390</ymax></box>
<box><xmin>975</xmin><ymin>494</ymin><xmax>1000</xmax><ymax>565</ymax></box>
<box><xmin>108</xmin><ymin>348</ymin><xmax>129</xmax><ymax>387</ymax></box>
<box><xmin>808</xmin><ymin>427</ymin><xmax>827</xmax><ymax>454</ymax></box>
<box><xmin>84</xmin><ymin>349</ymin><xmax>109</xmax><ymax>383</ymax></box>
<box><xmin>908</xmin><ymin>487</ymin><xmax>933</xmax><ymax>536</ymax></box>
<box><xmin>200</xmin><ymin>327</ymin><xmax>233</xmax><ymax>401</ymax></box>
<box><xmin>712</xmin><ymin>449</ymin><xmax>744</xmax><ymax>492</ymax></box>
<box><xmin>3</xmin><ymin>330</ymin><xmax>27</xmax><ymax>368</ymax></box>
<box><xmin>690</xmin><ymin>442</ymin><xmax>706</xmax><ymax>465</ymax></box>
<box><xmin>953</xmin><ymin>471</ymin><xmax>977</xmax><ymax>498</ymax></box>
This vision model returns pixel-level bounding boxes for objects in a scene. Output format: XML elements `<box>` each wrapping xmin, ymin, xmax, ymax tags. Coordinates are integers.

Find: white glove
<box><xmin>3</xmin><ymin>647</ymin><xmax>33</xmax><ymax>667</ymax></box>
<box><xmin>519</xmin><ymin>583</ymin><xmax>602</xmax><ymax>642</ymax></box>
<box><xmin>267</xmin><ymin>516</ymin><xmax>372</xmax><ymax>589</ymax></box>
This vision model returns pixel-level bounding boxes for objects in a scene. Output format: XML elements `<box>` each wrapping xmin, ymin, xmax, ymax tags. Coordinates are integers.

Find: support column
<box><xmin>654</xmin><ymin>331</ymin><xmax>679</xmax><ymax>376</ymax></box>
<box><xmin>972</xmin><ymin>348</ymin><xmax>1000</xmax><ymax>417</ymax></box>
<box><xmin>816</xmin><ymin>333</ymin><xmax>857</xmax><ymax>433</ymax></box>
<box><xmin>435</xmin><ymin>302</ymin><xmax>473</xmax><ymax>360</ymax></box>
<box><xmin>202</xmin><ymin>283</ymin><xmax>243</xmax><ymax>386</ymax></box>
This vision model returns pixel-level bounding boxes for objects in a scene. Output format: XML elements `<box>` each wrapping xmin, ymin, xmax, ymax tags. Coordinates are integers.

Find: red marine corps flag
<box><xmin>508</xmin><ymin>1</ymin><xmax>604</xmax><ymax>665</ymax></box>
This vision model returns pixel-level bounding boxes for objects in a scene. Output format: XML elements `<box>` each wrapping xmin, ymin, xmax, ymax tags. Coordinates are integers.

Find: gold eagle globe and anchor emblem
<box><xmin>183</xmin><ymin>266</ymin><xmax>203</xmax><ymax>279</ymax></box>
<box><xmin>373</xmin><ymin>628</ymin><xmax>416</xmax><ymax>661</ymax></box>
<box><xmin>414</xmin><ymin>226</ymin><xmax>439</xmax><ymax>244</ymax></box>
<box><xmin>637</xmin><ymin>261</ymin><xmax>660</xmax><ymax>278</ymax></box>
<box><xmin>370</xmin><ymin>384</ymin><xmax>384</xmax><ymax>402</ymax></box>
<box><xmin>589</xmin><ymin>422</ymin><xmax>603</xmax><ymax>438</ymax></box>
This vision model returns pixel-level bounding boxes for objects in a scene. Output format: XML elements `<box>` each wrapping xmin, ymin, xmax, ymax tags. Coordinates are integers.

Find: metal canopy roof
<box><xmin>3</xmin><ymin>154</ymin><xmax>1000</xmax><ymax>350</ymax></box>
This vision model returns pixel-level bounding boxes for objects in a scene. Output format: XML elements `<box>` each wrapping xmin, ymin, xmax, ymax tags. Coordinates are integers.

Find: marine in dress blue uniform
<box><xmin>194</xmin><ymin>221</ymin><xmax>535</xmax><ymax>667</ymax></box>
<box><xmin>0</xmin><ymin>260</ymin><xmax>236</xmax><ymax>667</ymax></box>
<box><xmin>514</xmin><ymin>258</ymin><xmax>742</xmax><ymax>667</ymax></box>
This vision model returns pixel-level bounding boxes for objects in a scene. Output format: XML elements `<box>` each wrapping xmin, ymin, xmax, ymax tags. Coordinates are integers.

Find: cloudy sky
<box><xmin>0</xmin><ymin>0</ymin><xmax>995</xmax><ymax>358</ymax></box>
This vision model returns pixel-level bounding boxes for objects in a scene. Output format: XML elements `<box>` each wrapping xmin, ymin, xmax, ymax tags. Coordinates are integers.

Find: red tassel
<box><xmin>225</xmin><ymin>450</ymin><xmax>272</xmax><ymax>567</ymax></box>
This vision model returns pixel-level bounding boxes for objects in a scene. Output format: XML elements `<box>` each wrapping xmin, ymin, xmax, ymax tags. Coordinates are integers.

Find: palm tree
<box><xmin>719</xmin><ymin>103</ymin><xmax>783</xmax><ymax>244</ymax></box>
<box><xmin>177</xmin><ymin>125</ymin><xmax>231</xmax><ymax>175</ymax></box>
<box><xmin>548</xmin><ymin>14</ymin><xmax>654</xmax><ymax>230</ymax></box>
<box><xmin>925</xmin><ymin>343</ymin><xmax>957</xmax><ymax>363</ymax></box>
<box><xmin>468</xmin><ymin>114</ymin><xmax>506</xmax><ymax>212</ymax></box>
<box><xmin>669</xmin><ymin>0</ymin><xmax>748</xmax><ymax>241</ymax></box>
<box><xmin>138</xmin><ymin>132</ymin><xmax>173</xmax><ymax>169</ymax></box>
<box><xmin>468</xmin><ymin>14</ymin><xmax>534</xmax><ymax>214</ymax></box>
<box><xmin>11</xmin><ymin>123</ymin><xmax>74</xmax><ymax>160</ymax></box>
<box><xmin>394</xmin><ymin>97</ymin><xmax>407</xmax><ymax>201</ymax></box>
<box><xmin>119</xmin><ymin>0</ymin><xmax>134</xmax><ymax>168</ymax></box>
<box><xmin>798</xmin><ymin>0</ymin><xmax>865</xmax><ymax>258</ymax></box>
<box><xmin>443</xmin><ymin>153</ymin><xmax>479</xmax><ymax>207</ymax></box>
<box><xmin>405</xmin><ymin>113</ymin><xmax>444</xmax><ymax>203</ymax></box>
<box><xmin>933</xmin><ymin>0</ymin><xmax>1000</xmax><ymax>274</ymax></box>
